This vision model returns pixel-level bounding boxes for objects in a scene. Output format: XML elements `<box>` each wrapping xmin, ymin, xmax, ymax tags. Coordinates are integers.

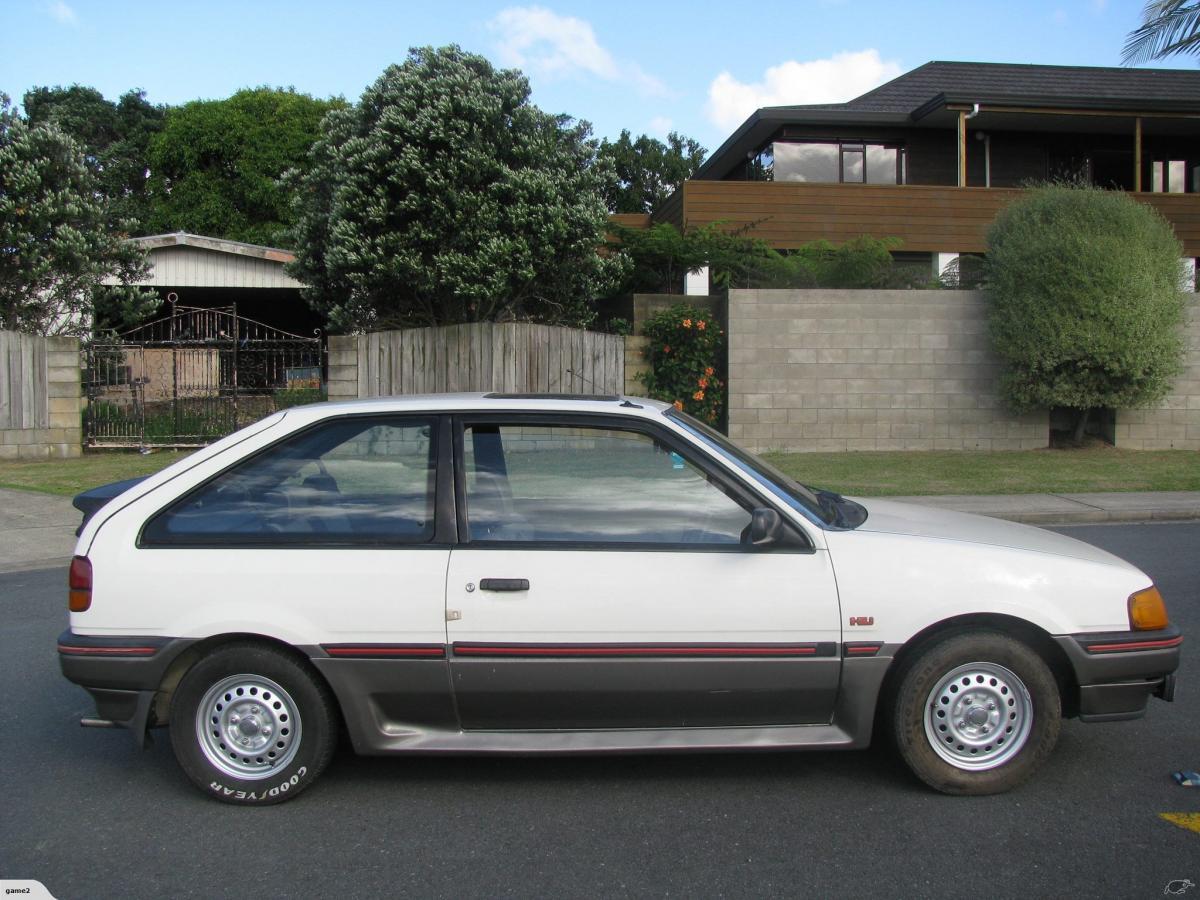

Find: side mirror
<box><xmin>749</xmin><ymin>507</ymin><xmax>784</xmax><ymax>547</ymax></box>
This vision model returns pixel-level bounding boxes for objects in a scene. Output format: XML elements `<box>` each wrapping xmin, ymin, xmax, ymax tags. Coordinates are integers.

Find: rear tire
<box><xmin>169</xmin><ymin>643</ymin><xmax>337</xmax><ymax>805</ymax></box>
<box><xmin>891</xmin><ymin>631</ymin><xmax>1061</xmax><ymax>795</ymax></box>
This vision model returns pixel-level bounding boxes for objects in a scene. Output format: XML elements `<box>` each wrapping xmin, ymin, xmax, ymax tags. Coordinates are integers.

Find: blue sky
<box><xmin>4</xmin><ymin>0</ymin><xmax>1192</xmax><ymax>152</ymax></box>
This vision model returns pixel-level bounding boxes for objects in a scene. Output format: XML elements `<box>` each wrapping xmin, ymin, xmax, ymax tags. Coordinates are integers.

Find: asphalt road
<box><xmin>2</xmin><ymin>523</ymin><xmax>1198</xmax><ymax>899</ymax></box>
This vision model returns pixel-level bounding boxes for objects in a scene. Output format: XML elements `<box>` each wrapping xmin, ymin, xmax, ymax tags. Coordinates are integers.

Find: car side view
<box><xmin>58</xmin><ymin>394</ymin><xmax>1181</xmax><ymax>803</ymax></box>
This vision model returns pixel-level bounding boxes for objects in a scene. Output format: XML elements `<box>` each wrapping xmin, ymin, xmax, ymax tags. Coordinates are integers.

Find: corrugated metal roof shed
<box><xmin>106</xmin><ymin>233</ymin><xmax>303</xmax><ymax>288</ymax></box>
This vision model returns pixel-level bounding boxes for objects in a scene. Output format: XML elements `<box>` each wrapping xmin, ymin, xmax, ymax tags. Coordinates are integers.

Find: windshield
<box><xmin>666</xmin><ymin>408</ymin><xmax>839</xmax><ymax>527</ymax></box>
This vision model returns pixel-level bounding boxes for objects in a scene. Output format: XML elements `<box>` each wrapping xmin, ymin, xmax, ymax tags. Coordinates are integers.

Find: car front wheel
<box><xmin>891</xmin><ymin>631</ymin><xmax>1061</xmax><ymax>795</ymax></box>
<box><xmin>169</xmin><ymin>643</ymin><xmax>338</xmax><ymax>804</ymax></box>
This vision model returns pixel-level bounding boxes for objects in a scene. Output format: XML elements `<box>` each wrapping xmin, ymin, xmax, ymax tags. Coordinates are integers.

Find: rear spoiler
<box><xmin>72</xmin><ymin>477</ymin><xmax>149</xmax><ymax>536</ymax></box>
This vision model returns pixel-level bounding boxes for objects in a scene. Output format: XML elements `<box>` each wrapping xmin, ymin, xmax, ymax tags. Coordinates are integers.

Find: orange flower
<box><xmin>692</xmin><ymin>390</ymin><xmax>705</xmax><ymax>401</ymax></box>
<box><xmin>682</xmin><ymin>319</ymin><xmax>692</xmax><ymax>328</ymax></box>
<box><xmin>673</xmin><ymin>399</ymin><xmax>684</xmax><ymax>411</ymax></box>
<box><xmin>698</xmin><ymin>377</ymin><xmax>709</xmax><ymax>388</ymax></box>
<box><xmin>704</xmin><ymin>366</ymin><xmax>715</xmax><ymax>377</ymax></box>
<box><xmin>663</xmin><ymin>345</ymin><xmax>670</xmax><ymax>353</ymax></box>
<box><xmin>697</xmin><ymin>320</ymin><xmax>706</xmax><ymax>330</ymax></box>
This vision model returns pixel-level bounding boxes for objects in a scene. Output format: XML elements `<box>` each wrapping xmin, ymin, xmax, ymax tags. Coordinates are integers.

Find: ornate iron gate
<box><xmin>83</xmin><ymin>301</ymin><xmax>324</xmax><ymax>448</ymax></box>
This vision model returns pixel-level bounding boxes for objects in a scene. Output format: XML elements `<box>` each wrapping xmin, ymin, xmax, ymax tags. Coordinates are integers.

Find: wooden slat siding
<box><xmin>676</xmin><ymin>181</ymin><xmax>1200</xmax><ymax>255</ymax></box>
<box><xmin>609</xmin><ymin>213</ymin><xmax>652</xmax><ymax>229</ymax></box>
<box><xmin>0</xmin><ymin>330</ymin><xmax>49</xmax><ymax>429</ymax></box>
<box><xmin>353</xmin><ymin>324</ymin><xmax>625</xmax><ymax>396</ymax></box>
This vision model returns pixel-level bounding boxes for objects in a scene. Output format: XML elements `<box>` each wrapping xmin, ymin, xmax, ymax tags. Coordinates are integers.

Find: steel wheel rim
<box><xmin>196</xmin><ymin>674</ymin><xmax>301</xmax><ymax>780</ymax></box>
<box><xmin>923</xmin><ymin>662</ymin><xmax>1033</xmax><ymax>771</ymax></box>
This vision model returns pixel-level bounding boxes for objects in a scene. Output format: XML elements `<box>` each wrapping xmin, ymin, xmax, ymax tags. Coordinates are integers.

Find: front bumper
<box><xmin>57</xmin><ymin>630</ymin><xmax>196</xmax><ymax>746</ymax></box>
<box><xmin>1055</xmin><ymin>626</ymin><xmax>1182</xmax><ymax>723</ymax></box>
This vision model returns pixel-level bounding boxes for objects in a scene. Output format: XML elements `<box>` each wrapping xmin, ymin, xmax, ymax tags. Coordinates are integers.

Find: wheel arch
<box><xmin>881</xmin><ymin>613</ymin><xmax>1080</xmax><ymax>720</ymax></box>
<box><xmin>152</xmin><ymin>633</ymin><xmax>343</xmax><ymax>729</ymax></box>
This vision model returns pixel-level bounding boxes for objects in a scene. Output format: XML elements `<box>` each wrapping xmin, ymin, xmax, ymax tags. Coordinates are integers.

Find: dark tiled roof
<box><xmin>776</xmin><ymin>60</ymin><xmax>1200</xmax><ymax>115</ymax></box>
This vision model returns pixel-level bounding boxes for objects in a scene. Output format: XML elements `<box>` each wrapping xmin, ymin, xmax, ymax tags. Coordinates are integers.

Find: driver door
<box><xmin>445</xmin><ymin>415</ymin><xmax>843</xmax><ymax>731</ymax></box>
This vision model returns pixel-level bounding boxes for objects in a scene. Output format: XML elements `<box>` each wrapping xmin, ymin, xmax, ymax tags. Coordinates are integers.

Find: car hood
<box><xmin>851</xmin><ymin>497</ymin><xmax>1136</xmax><ymax>570</ymax></box>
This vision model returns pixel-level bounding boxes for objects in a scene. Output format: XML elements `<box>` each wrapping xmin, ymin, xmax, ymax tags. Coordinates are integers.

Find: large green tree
<box><xmin>597</xmin><ymin>130</ymin><xmax>705</xmax><ymax>214</ymax></box>
<box><xmin>1123</xmin><ymin>1</ymin><xmax>1200</xmax><ymax>63</ymax></box>
<box><xmin>147</xmin><ymin>87</ymin><xmax>342</xmax><ymax>246</ymax></box>
<box><xmin>23</xmin><ymin>84</ymin><xmax>165</xmax><ymax>231</ymax></box>
<box><xmin>0</xmin><ymin>96</ymin><xmax>157</xmax><ymax>335</ymax></box>
<box><xmin>285</xmin><ymin>46</ymin><xmax>623</xmax><ymax>332</ymax></box>
<box><xmin>985</xmin><ymin>184</ymin><xmax>1187</xmax><ymax>441</ymax></box>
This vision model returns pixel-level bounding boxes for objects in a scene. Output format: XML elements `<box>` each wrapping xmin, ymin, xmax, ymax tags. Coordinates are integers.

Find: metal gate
<box><xmin>83</xmin><ymin>301</ymin><xmax>324</xmax><ymax>448</ymax></box>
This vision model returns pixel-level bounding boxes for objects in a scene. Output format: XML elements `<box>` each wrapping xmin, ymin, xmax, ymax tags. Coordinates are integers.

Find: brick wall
<box><xmin>0</xmin><ymin>332</ymin><xmax>82</xmax><ymax>459</ymax></box>
<box><xmin>726</xmin><ymin>290</ymin><xmax>1047</xmax><ymax>452</ymax></box>
<box><xmin>1114</xmin><ymin>294</ymin><xmax>1200</xmax><ymax>449</ymax></box>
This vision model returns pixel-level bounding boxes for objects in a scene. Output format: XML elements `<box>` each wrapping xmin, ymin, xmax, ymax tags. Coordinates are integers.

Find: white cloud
<box><xmin>45</xmin><ymin>0</ymin><xmax>78</xmax><ymax>25</ymax></box>
<box><xmin>705</xmin><ymin>49</ymin><xmax>903</xmax><ymax>131</ymax></box>
<box><xmin>489</xmin><ymin>6</ymin><xmax>670</xmax><ymax>97</ymax></box>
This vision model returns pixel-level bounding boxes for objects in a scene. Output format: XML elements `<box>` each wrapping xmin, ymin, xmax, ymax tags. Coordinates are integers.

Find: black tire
<box><xmin>169</xmin><ymin>642</ymin><xmax>338</xmax><ymax>805</ymax></box>
<box><xmin>890</xmin><ymin>631</ymin><xmax>1061</xmax><ymax>795</ymax></box>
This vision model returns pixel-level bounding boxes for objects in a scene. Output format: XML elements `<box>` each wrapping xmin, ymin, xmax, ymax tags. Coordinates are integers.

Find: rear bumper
<box><xmin>57</xmin><ymin>630</ymin><xmax>196</xmax><ymax>746</ymax></box>
<box><xmin>1055</xmin><ymin>627</ymin><xmax>1182</xmax><ymax>723</ymax></box>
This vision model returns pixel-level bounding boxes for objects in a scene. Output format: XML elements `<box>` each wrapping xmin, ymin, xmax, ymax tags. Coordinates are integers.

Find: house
<box><xmin>650</xmin><ymin>61</ymin><xmax>1200</xmax><ymax>285</ymax></box>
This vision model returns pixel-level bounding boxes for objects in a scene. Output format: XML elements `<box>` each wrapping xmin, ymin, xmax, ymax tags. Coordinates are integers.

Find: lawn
<box><xmin>1</xmin><ymin>444</ymin><xmax>1199</xmax><ymax>498</ymax></box>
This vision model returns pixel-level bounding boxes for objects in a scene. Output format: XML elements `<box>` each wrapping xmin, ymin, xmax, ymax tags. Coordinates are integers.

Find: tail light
<box><xmin>68</xmin><ymin>556</ymin><xmax>92</xmax><ymax>612</ymax></box>
<box><xmin>1128</xmin><ymin>585</ymin><xmax>1169</xmax><ymax>631</ymax></box>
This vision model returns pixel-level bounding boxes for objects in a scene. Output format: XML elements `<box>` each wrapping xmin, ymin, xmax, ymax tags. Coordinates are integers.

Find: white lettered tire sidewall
<box><xmin>891</xmin><ymin>631</ymin><xmax>1062</xmax><ymax>796</ymax></box>
<box><xmin>169</xmin><ymin>643</ymin><xmax>337</xmax><ymax>805</ymax></box>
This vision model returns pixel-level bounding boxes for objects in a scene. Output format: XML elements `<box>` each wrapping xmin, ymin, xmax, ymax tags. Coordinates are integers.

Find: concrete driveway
<box><xmin>0</xmin><ymin>488</ymin><xmax>78</xmax><ymax>573</ymax></box>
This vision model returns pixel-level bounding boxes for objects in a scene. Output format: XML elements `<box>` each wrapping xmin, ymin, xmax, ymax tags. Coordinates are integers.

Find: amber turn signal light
<box><xmin>68</xmin><ymin>556</ymin><xmax>92</xmax><ymax>612</ymax></box>
<box><xmin>1128</xmin><ymin>585</ymin><xmax>1169</xmax><ymax>631</ymax></box>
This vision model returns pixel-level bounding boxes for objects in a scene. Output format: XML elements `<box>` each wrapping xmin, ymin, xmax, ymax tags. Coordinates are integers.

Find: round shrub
<box><xmin>639</xmin><ymin>304</ymin><xmax>725</xmax><ymax>425</ymax></box>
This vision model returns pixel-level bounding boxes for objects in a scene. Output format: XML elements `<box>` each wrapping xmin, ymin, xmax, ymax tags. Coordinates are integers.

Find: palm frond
<box><xmin>1123</xmin><ymin>0</ymin><xmax>1200</xmax><ymax>64</ymax></box>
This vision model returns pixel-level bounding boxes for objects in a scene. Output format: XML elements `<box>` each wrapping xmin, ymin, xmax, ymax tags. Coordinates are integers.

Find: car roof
<box><xmin>279</xmin><ymin>392</ymin><xmax>673</xmax><ymax>424</ymax></box>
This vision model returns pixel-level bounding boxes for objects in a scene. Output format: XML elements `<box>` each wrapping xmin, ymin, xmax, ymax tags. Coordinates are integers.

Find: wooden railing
<box><xmin>649</xmin><ymin>181</ymin><xmax>1200</xmax><ymax>256</ymax></box>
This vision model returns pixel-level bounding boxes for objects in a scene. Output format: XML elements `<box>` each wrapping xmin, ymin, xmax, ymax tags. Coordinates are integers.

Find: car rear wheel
<box><xmin>891</xmin><ymin>631</ymin><xmax>1061</xmax><ymax>795</ymax></box>
<box><xmin>169</xmin><ymin>643</ymin><xmax>337</xmax><ymax>804</ymax></box>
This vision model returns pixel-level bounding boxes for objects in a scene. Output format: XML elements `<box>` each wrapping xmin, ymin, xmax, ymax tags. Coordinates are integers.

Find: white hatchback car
<box><xmin>59</xmin><ymin>393</ymin><xmax>1180</xmax><ymax>804</ymax></box>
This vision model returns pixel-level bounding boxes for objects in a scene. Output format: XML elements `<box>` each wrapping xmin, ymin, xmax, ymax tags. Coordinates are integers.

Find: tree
<box><xmin>985</xmin><ymin>183</ymin><xmax>1187</xmax><ymax>442</ymax></box>
<box><xmin>285</xmin><ymin>46</ymin><xmax>623</xmax><ymax>332</ymax></box>
<box><xmin>597</xmin><ymin>130</ymin><xmax>705</xmax><ymax>214</ymax></box>
<box><xmin>0</xmin><ymin>96</ymin><xmax>157</xmax><ymax>335</ymax></box>
<box><xmin>23</xmin><ymin>84</ymin><xmax>165</xmax><ymax>230</ymax></box>
<box><xmin>1123</xmin><ymin>1</ymin><xmax>1200</xmax><ymax>63</ymax></box>
<box><xmin>147</xmin><ymin>88</ymin><xmax>342</xmax><ymax>246</ymax></box>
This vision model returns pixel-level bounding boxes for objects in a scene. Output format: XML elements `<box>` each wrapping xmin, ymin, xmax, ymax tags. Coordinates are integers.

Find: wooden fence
<box><xmin>354</xmin><ymin>323</ymin><xmax>625</xmax><ymax>397</ymax></box>
<box><xmin>0</xmin><ymin>330</ymin><xmax>49</xmax><ymax>429</ymax></box>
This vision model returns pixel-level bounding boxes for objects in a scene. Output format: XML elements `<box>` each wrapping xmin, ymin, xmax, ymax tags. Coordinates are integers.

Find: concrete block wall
<box><xmin>326</xmin><ymin>335</ymin><xmax>360</xmax><ymax>403</ymax></box>
<box><xmin>624</xmin><ymin>335</ymin><xmax>650</xmax><ymax>396</ymax></box>
<box><xmin>1115</xmin><ymin>294</ymin><xmax>1200</xmax><ymax>449</ymax></box>
<box><xmin>0</xmin><ymin>334</ymin><xmax>82</xmax><ymax>459</ymax></box>
<box><xmin>726</xmin><ymin>290</ymin><xmax>1047</xmax><ymax>452</ymax></box>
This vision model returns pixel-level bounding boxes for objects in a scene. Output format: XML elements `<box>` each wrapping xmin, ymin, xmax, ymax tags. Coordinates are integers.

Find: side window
<box><xmin>462</xmin><ymin>423</ymin><xmax>753</xmax><ymax>545</ymax></box>
<box><xmin>142</xmin><ymin>416</ymin><xmax>437</xmax><ymax>545</ymax></box>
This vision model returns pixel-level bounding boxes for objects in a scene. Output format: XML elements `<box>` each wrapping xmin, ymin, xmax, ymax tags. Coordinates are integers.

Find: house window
<box><xmin>754</xmin><ymin>141</ymin><xmax>903</xmax><ymax>184</ymax></box>
<box><xmin>1151</xmin><ymin>160</ymin><xmax>1187</xmax><ymax>193</ymax></box>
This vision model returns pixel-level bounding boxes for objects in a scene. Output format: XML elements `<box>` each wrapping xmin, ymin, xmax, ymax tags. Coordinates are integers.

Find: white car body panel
<box><xmin>446</xmin><ymin>547</ymin><xmax>841</xmax><ymax>644</ymax></box>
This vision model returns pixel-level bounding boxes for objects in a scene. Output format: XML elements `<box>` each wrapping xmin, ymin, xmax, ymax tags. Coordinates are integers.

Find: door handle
<box><xmin>479</xmin><ymin>578</ymin><xmax>530</xmax><ymax>592</ymax></box>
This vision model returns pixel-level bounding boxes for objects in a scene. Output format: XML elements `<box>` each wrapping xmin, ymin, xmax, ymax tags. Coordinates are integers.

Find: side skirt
<box><xmin>337</xmin><ymin>655</ymin><xmax>893</xmax><ymax>756</ymax></box>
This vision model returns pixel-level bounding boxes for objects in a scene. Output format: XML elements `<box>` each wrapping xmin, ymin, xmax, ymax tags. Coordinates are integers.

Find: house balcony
<box><xmin>652</xmin><ymin>181</ymin><xmax>1200</xmax><ymax>257</ymax></box>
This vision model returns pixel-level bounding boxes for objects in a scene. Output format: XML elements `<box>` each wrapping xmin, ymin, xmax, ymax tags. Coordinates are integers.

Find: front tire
<box><xmin>169</xmin><ymin>643</ymin><xmax>337</xmax><ymax>805</ymax></box>
<box><xmin>891</xmin><ymin>631</ymin><xmax>1061</xmax><ymax>795</ymax></box>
